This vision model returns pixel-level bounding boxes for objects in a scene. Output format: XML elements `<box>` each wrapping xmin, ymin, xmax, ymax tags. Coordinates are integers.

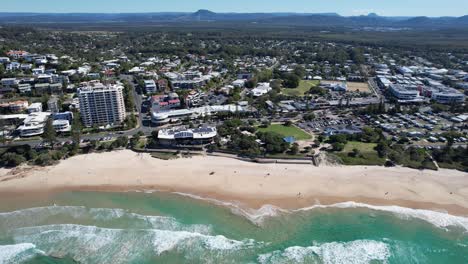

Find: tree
<box><xmin>332</xmin><ymin>142</ymin><xmax>345</xmax><ymax>151</ymax></box>
<box><xmin>303</xmin><ymin>113</ymin><xmax>316</xmax><ymax>121</ymax></box>
<box><xmin>112</xmin><ymin>136</ymin><xmax>129</xmax><ymax>148</ymax></box>
<box><xmin>375</xmin><ymin>140</ymin><xmax>389</xmax><ymax>158</ymax></box>
<box><xmin>290</xmin><ymin>143</ymin><xmax>299</xmax><ymax>155</ymax></box>
<box><xmin>1</xmin><ymin>153</ymin><xmax>26</xmax><ymax>167</ymax></box>
<box><xmin>245</xmin><ymin>77</ymin><xmax>258</xmax><ymax>89</ymax></box>
<box><xmin>71</xmin><ymin>111</ymin><xmax>82</xmax><ymax>145</ymax></box>
<box><xmin>43</xmin><ymin>118</ymin><xmax>56</xmax><ymax>144</ymax></box>
<box><xmin>293</xmin><ymin>66</ymin><xmax>306</xmax><ymax>79</ymax></box>
<box><xmin>130</xmin><ymin>132</ymin><xmax>143</xmax><ymax>148</ymax></box>
<box><xmin>257</xmin><ymin>69</ymin><xmax>273</xmax><ymax>82</ymax></box>
<box><xmin>350</xmin><ymin>48</ymin><xmax>365</xmax><ymax>64</ymax></box>
<box><xmin>257</xmin><ymin>131</ymin><xmax>289</xmax><ymax>154</ymax></box>
<box><xmin>309</xmin><ymin>86</ymin><xmax>327</xmax><ymax>96</ymax></box>
<box><xmin>283</xmin><ymin>74</ymin><xmax>300</xmax><ymax>88</ymax></box>
<box><xmin>34</xmin><ymin>153</ymin><xmax>54</xmax><ymax>166</ymax></box>
<box><xmin>349</xmin><ymin>148</ymin><xmax>361</xmax><ymax>157</ymax></box>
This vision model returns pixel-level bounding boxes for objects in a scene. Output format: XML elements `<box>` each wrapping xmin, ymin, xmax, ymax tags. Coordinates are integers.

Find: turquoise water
<box><xmin>0</xmin><ymin>191</ymin><xmax>467</xmax><ymax>263</ymax></box>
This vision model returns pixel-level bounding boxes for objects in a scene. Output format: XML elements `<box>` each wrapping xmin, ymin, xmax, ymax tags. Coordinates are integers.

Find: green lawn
<box><xmin>335</xmin><ymin>141</ymin><xmax>386</xmax><ymax>166</ymax></box>
<box><xmin>342</xmin><ymin>141</ymin><xmax>378</xmax><ymax>153</ymax></box>
<box><xmin>257</xmin><ymin>124</ymin><xmax>312</xmax><ymax>140</ymax></box>
<box><xmin>282</xmin><ymin>80</ymin><xmax>319</xmax><ymax>96</ymax></box>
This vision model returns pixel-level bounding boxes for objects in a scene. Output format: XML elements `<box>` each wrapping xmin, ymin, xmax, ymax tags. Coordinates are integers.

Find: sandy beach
<box><xmin>0</xmin><ymin>150</ymin><xmax>467</xmax><ymax>215</ymax></box>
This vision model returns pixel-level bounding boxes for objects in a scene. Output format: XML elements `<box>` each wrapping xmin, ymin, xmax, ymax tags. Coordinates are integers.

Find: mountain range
<box><xmin>0</xmin><ymin>10</ymin><xmax>467</xmax><ymax>29</ymax></box>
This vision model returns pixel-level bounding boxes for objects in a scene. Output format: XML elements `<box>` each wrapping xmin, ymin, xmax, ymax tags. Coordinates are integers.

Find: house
<box><xmin>32</xmin><ymin>67</ymin><xmax>45</xmax><ymax>75</ymax></box>
<box><xmin>0</xmin><ymin>57</ymin><xmax>10</xmax><ymax>63</ymax></box>
<box><xmin>129</xmin><ymin>67</ymin><xmax>145</xmax><ymax>74</ymax></box>
<box><xmin>87</xmin><ymin>73</ymin><xmax>101</xmax><ymax>79</ymax></box>
<box><xmin>27</xmin><ymin>102</ymin><xmax>43</xmax><ymax>113</ymax></box>
<box><xmin>251</xmin><ymin>83</ymin><xmax>272</xmax><ymax>97</ymax></box>
<box><xmin>18</xmin><ymin>84</ymin><xmax>32</xmax><ymax>94</ymax></box>
<box><xmin>53</xmin><ymin>111</ymin><xmax>74</xmax><ymax>122</ymax></box>
<box><xmin>1</xmin><ymin>78</ymin><xmax>19</xmax><ymax>87</ymax></box>
<box><xmin>0</xmin><ymin>100</ymin><xmax>29</xmax><ymax>113</ymax></box>
<box><xmin>232</xmin><ymin>79</ymin><xmax>246</xmax><ymax>88</ymax></box>
<box><xmin>36</xmin><ymin>74</ymin><xmax>53</xmax><ymax>83</ymax></box>
<box><xmin>20</xmin><ymin>64</ymin><xmax>32</xmax><ymax>71</ymax></box>
<box><xmin>237</xmin><ymin>73</ymin><xmax>254</xmax><ymax>80</ymax></box>
<box><xmin>6</xmin><ymin>50</ymin><xmax>29</xmax><ymax>59</ymax></box>
<box><xmin>6</xmin><ymin>62</ymin><xmax>20</xmax><ymax>71</ymax></box>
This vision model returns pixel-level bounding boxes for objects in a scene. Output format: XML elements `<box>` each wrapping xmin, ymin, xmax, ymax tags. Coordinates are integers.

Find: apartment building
<box><xmin>389</xmin><ymin>84</ymin><xmax>422</xmax><ymax>102</ymax></box>
<box><xmin>144</xmin><ymin>80</ymin><xmax>158</xmax><ymax>94</ymax></box>
<box><xmin>78</xmin><ymin>82</ymin><xmax>126</xmax><ymax>127</ymax></box>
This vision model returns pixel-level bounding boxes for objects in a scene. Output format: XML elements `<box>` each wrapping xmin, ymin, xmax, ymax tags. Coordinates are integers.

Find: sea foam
<box><xmin>170</xmin><ymin>192</ymin><xmax>468</xmax><ymax>231</ymax></box>
<box><xmin>294</xmin><ymin>202</ymin><xmax>468</xmax><ymax>232</ymax></box>
<box><xmin>12</xmin><ymin>224</ymin><xmax>258</xmax><ymax>264</ymax></box>
<box><xmin>0</xmin><ymin>206</ymin><xmax>211</xmax><ymax>234</ymax></box>
<box><xmin>258</xmin><ymin>239</ymin><xmax>390</xmax><ymax>264</ymax></box>
<box><xmin>0</xmin><ymin>243</ymin><xmax>42</xmax><ymax>264</ymax></box>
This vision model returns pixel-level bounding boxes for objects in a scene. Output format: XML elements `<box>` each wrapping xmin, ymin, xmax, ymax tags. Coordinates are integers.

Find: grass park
<box><xmin>257</xmin><ymin>124</ymin><xmax>312</xmax><ymax>140</ymax></box>
<box><xmin>282</xmin><ymin>80</ymin><xmax>319</xmax><ymax>96</ymax></box>
<box><xmin>334</xmin><ymin>141</ymin><xmax>386</xmax><ymax>166</ymax></box>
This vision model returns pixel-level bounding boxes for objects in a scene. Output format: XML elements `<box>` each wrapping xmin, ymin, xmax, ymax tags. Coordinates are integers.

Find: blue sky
<box><xmin>1</xmin><ymin>0</ymin><xmax>467</xmax><ymax>17</ymax></box>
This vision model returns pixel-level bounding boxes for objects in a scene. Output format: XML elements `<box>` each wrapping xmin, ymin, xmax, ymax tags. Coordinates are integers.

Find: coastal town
<box><xmin>0</xmin><ymin>28</ymin><xmax>466</xmax><ymax>172</ymax></box>
<box><xmin>1</xmin><ymin>3</ymin><xmax>468</xmax><ymax>263</ymax></box>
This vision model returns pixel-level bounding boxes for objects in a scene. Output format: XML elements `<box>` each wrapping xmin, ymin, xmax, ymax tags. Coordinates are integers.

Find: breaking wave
<box><xmin>170</xmin><ymin>192</ymin><xmax>468</xmax><ymax>231</ymax></box>
<box><xmin>10</xmin><ymin>224</ymin><xmax>258</xmax><ymax>264</ymax></box>
<box><xmin>294</xmin><ymin>202</ymin><xmax>468</xmax><ymax>232</ymax></box>
<box><xmin>258</xmin><ymin>239</ymin><xmax>390</xmax><ymax>264</ymax></box>
<box><xmin>0</xmin><ymin>205</ymin><xmax>211</xmax><ymax>234</ymax></box>
<box><xmin>0</xmin><ymin>243</ymin><xmax>43</xmax><ymax>264</ymax></box>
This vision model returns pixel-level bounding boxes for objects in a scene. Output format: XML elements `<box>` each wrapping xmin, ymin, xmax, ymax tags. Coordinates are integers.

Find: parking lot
<box><xmin>364</xmin><ymin>112</ymin><xmax>467</xmax><ymax>144</ymax></box>
<box><xmin>298</xmin><ymin>117</ymin><xmax>357</xmax><ymax>133</ymax></box>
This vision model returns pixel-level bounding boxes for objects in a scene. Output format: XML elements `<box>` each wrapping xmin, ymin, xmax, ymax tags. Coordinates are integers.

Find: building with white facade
<box><xmin>16</xmin><ymin>112</ymin><xmax>50</xmax><ymax>137</ymax></box>
<box><xmin>144</xmin><ymin>80</ymin><xmax>158</xmax><ymax>94</ymax></box>
<box><xmin>251</xmin><ymin>83</ymin><xmax>272</xmax><ymax>97</ymax></box>
<box><xmin>52</xmin><ymin>119</ymin><xmax>71</xmax><ymax>133</ymax></box>
<box><xmin>0</xmin><ymin>78</ymin><xmax>19</xmax><ymax>87</ymax></box>
<box><xmin>151</xmin><ymin>104</ymin><xmax>248</xmax><ymax>125</ymax></box>
<box><xmin>389</xmin><ymin>84</ymin><xmax>422</xmax><ymax>102</ymax></box>
<box><xmin>78</xmin><ymin>82</ymin><xmax>126</xmax><ymax>127</ymax></box>
<box><xmin>431</xmin><ymin>89</ymin><xmax>465</xmax><ymax>104</ymax></box>
<box><xmin>158</xmin><ymin>126</ymin><xmax>217</xmax><ymax>146</ymax></box>
<box><xmin>27</xmin><ymin>102</ymin><xmax>43</xmax><ymax>113</ymax></box>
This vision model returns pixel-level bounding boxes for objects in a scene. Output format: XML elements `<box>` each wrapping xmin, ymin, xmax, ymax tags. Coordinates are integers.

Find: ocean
<box><xmin>0</xmin><ymin>191</ymin><xmax>467</xmax><ymax>264</ymax></box>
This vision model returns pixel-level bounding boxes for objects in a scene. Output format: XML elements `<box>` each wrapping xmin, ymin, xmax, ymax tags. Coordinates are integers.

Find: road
<box><xmin>368</xmin><ymin>77</ymin><xmax>383</xmax><ymax>100</ymax></box>
<box><xmin>1</xmin><ymin>75</ymin><xmax>153</xmax><ymax>148</ymax></box>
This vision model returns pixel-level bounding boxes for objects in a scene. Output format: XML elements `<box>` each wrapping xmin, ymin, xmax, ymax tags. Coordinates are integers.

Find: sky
<box><xmin>1</xmin><ymin>0</ymin><xmax>467</xmax><ymax>17</ymax></box>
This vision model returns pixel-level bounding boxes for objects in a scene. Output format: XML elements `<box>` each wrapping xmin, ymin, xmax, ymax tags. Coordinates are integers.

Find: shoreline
<box><xmin>0</xmin><ymin>150</ymin><xmax>467</xmax><ymax>216</ymax></box>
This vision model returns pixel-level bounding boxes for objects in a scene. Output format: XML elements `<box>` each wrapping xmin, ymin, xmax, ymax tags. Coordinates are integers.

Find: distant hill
<box><xmin>0</xmin><ymin>10</ymin><xmax>466</xmax><ymax>28</ymax></box>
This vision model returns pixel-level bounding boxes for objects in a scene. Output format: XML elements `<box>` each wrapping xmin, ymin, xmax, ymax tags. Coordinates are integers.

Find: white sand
<box><xmin>0</xmin><ymin>150</ymin><xmax>467</xmax><ymax>214</ymax></box>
